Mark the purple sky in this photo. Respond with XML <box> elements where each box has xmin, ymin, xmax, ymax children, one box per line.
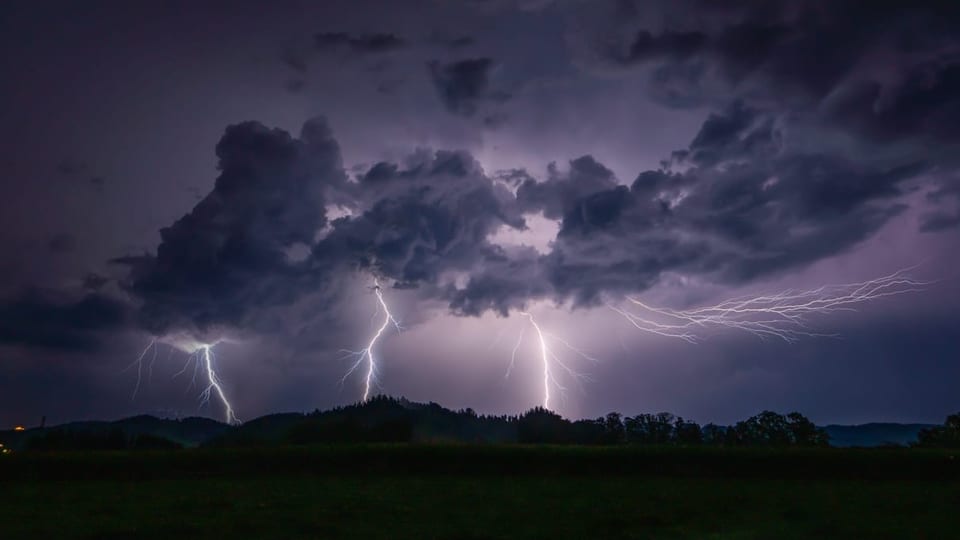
<box><xmin>1</xmin><ymin>0</ymin><xmax>959</xmax><ymax>427</ymax></box>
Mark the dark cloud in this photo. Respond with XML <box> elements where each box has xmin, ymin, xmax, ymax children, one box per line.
<box><xmin>920</xmin><ymin>177</ymin><xmax>960</xmax><ymax>232</ymax></box>
<box><xmin>446</xmin><ymin>245</ymin><xmax>547</xmax><ymax>316</ymax></box>
<box><xmin>284</xmin><ymin>79</ymin><xmax>307</xmax><ymax>93</ymax></box>
<box><xmin>0</xmin><ymin>289</ymin><xmax>128</xmax><ymax>352</ymax></box>
<box><xmin>110</xmin><ymin>117</ymin><xmax>530</xmax><ymax>335</ymax></box>
<box><xmin>114</xmin><ymin>117</ymin><xmax>347</xmax><ymax>337</ymax></box>
<box><xmin>505</xmin><ymin>102</ymin><xmax>928</xmax><ymax>306</ymax></box>
<box><xmin>102</xmin><ymin>99</ymin><xmax>923</xmax><ymax>322</ymax></box>
<box><xmin>375</xmin><ymin>78</ymin><xmax>405</xmax><ymax>95</ymax></box>
<box><xmin>82</xmin><ymin>273</ymin><xmax>109</xmax><ymax>292</ymax></box>
<box><xmin>516</xmin><ymin>155</ymin><xmax>618</xmax><ymax>220</ymax></box>
<box><xmin>312</xmin><ymin>148</ymin><xmax>525</xmax><ymax>292</ymax></box>
<box><xmin>47</xmin><ymin>233</ymin><xmax>77</xmax><ymax>254</ymax></box>
<box><xmin>428</xmin><ymin>58</ymin><xmax>509</xmax><ymax>116</ymax></box>
<box><xmin>823</xmin><ymin>58</ymin><xmax>960</xmax><ymax>144</ymax></box>
<box><xmin>280</xmin><ymin>46</ymin><xmax>309</xmax><ymax>73</ymax></box>
<box><xmin>588</xmin><ymin>1</ymin><xmax>960</xmax><ymax>146</ymax></box>
<box><xmin>493</xmin><ymin>168</ymin><xmax>536</xmax><ymax>187</ymax></box>
<box><xmin>314</xmin><ymin>32</ymin><xmax>406</xmax><ymax>54</ymax></box>
<box><xmin>56</xmin><ymin>159</ymin><xmax>87</xmax><ymax>176</ymax></box>
<box><xmin>571</xmin><ymin>0</ymin><xmax>960</xmax><ymax>236</ymax></box>
<box><xmin>431</xmin><ymin>35</ymin><xmax>476</xmax><ymax>50</ymax></box>
<box><xmin>921</xmin><ymin>212</ymin><xmax>960</xmax><ymax>232</ymax></box>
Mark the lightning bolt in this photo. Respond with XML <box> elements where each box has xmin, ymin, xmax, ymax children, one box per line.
<box><xmin>125</xmin><ymin>337</ymin><xmax>157</xmax><ymax>400</ymax></box>
<box><xmin>197</xmin><ymin>344</ymin><xmax>239</xmax><ymax>425</ymax></box>
<box><xmin>512</xmin><ymin>311</ymin><xmax>597</xmax><ymax>410</ymax></box>
<box><xmin>126</xmin><ymin>337</ymin><xmax>240</xmax><ymax>425</ymax></box>
<box><xmin>341</xmin><ymin>278</ymin><xmax>402</xmax><ymax>401</ymax></box>
<box><xmin>610</xmin><ymin>267</ymin><xmax>931</xmax><ymax>343</ymax></box>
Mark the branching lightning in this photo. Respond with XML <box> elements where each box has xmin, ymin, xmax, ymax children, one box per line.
<box><xmin>609</xmin><ymin>267</ymin><xmax>931</xmax><ymax>343</ymax></box>
<box><xmin>126</xmin><ymin>337</ymin><xmax>157</xmax><ymax>400</ymax></box>
<box><xmin>197</xmin><ymin>344</ymin><xmax>239</xmax><ymax>425</ymax></box>
<box><xmin>341</xmin><ymin>278</ymin><xmax>402</xmax><ymax>401</ymax></box>
<box><xmin>126</xmin><ymin>337</ymin><xmax>240</xmax><ymax>425</ymax></box>
<box><xmin>510</xmin><ymin>311</ymin><xmax>597</xmax><ymax>410</ymax></box>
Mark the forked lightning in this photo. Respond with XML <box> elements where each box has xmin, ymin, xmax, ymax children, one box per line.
<box><xmin>127</xmin><ymin>338</ymin><xmax>240</xmax><ymax>425</ymax></box>
<box><xmin>511</xmin><ymin>311</ymin><xmax>597</xmax><ymax>410</ymax></box>
<box><xmin>341</xmin><ymin>278</ymin><xmax>402</xmax><ymax>401</ymax></box>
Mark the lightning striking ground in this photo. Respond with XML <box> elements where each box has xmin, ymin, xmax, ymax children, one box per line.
<box><xmin>609</xmin><ymin>268</ymin><xmax>930</xmax><ymax>343</ymax></box>
<box><xmin>126</xmin><ymin>337</ymin><xmax>241</xmax><ymax>425</ymax></box>
<box><xmin>341</xmin><ymin>279</ymin><xmax>402</xmax><ymax>401</ymax></box>
<box><xmin>511</xmin><ymin>311</ymin><xmax>596</xmax><ymax>410</ymax></box>
<box><xmin>197</xmin><ymin>344</ymin><xmax>239</xmax><ymax>425</ymax></box>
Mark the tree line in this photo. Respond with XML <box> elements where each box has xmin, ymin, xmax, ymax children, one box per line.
<box><xmin>8</xmin><ymin>396</ymin><xmax>960</xmax><ymax>450</ymax></box>
<box><xmin>515</xmin><ymin>407</ymin><xmax>829</xmax><ymax>446</ymax></box>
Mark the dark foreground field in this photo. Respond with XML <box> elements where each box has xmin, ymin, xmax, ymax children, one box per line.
<box><xmin>2</xmin><ymin>446</ymin><xmax>958</xmax><ymax>539</ymax></box>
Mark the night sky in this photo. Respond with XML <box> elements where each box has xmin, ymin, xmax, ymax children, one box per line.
<box><xmin>2</xmin><ymin>0</ymin><xmax>959</xmax><ymax>427</ymax></box>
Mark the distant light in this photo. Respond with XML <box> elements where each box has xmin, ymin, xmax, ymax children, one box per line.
<box><xmin>13</xmin><ymin>426</ymin><xmax>25</xmax><ymax>431</ymax></box>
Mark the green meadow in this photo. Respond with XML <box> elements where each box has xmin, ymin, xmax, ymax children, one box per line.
<box><xmin>2</xmin><ymin>445</ymin><xmax>958</xmax><ymax>539</ymax></box>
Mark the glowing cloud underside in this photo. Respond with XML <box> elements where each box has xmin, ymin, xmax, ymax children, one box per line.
<box><xmin>341</xmin><ymin>279</ymin><xmax>402</xmax><ymax>401</ymax></box>
<box><xmin>609</xmin><ymin>268</ymin><xmax>930</xmax><ymax>343</ymax></box>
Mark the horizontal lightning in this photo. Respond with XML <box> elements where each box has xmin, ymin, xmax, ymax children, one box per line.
<box><xmin>610</xmin><ymin>267</ymin><xmax>931</xmax><ymax>343</ymax></box>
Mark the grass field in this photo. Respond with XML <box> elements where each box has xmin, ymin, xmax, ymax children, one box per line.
<box><xmin>2</xmin><ymin>446</ymin><xmax>958</xmax><ymax>539</ymax></box>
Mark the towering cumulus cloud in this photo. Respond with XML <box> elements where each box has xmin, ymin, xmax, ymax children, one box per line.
<box><xmin>106</xmin><ymin>98</ymin><xmax>935</xmax><ymax>336</ymax></box>
<box><xmin>115</xmin><ymin>118</ymin><xmax>347</xmax><ymax>337</ymax></box>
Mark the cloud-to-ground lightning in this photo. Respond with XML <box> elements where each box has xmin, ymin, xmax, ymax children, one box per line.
<box><xmin>609</xmin><ymin>268</ymin><xmax>930</xmax><ymax>343</ymax></box>
<box><xmin>126</xmin><ymin>336</ymin><xmax>241</xmax><ymax>425</ymax></box>
<box><xmin>510</xmin><ymin>311</ymin><xmax>597</xmax><ymax>410</ymax></box>
<box><xmin>197</xmin><ymin>344</ymin><xmax>239</xmax><ymax>425</ymax></box>
<box><xmin>341</xmin><ymin>278</ymin><xmax>402</xmax><ymax>401</ymax></box>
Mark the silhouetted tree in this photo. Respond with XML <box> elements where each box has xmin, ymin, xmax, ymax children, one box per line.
<box><xmin>625</xmin><ymin>413</ymin><xmax>677</xmax><ymax>444</ymax></box>
<box><xmin>786</xmin><ymin>412</ymin><xmax>829</xmax><ymax>447</ymax></box>
<box><xmin>916</xmin><ymin>413</ymin><xmax>960</xmax><ymax>448</ymax></box>
<box><xmin>673</xmin><ymin>417</ymin><xmax>703</xmax><ymax>445</ymax></box>
<box><xmin>603</xmin><ymin>412</ymin><xmax>626</xmax><ymax>444</ymax></box>
<box><xmin>701</xmin><ymin>423</ymin><xmax>727</xmax><ymax>445</ymax></box>
<box><xmin>727</xmin><ymin>411</ymin><xmax>827</xmax><ymax>447</ymax></box>
<box><xmin>517</xmin><ymin>407</ymin><xmax>571</xmax><ymax>443</ymax></box>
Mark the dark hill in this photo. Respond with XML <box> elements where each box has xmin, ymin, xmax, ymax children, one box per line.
<box><xmin>1</xmin><ymin>398</ymin><xmax>948</xmax><ymax>450</ymax></box>
<box><xmin>822</xmin><ymin>423</ymin><xmax>936</xmax><ymax>447</ymax></box>
<box><xmin>0</xmin><ymin>415</ymin><xmax>229</xmax><ymax>451</ymax></box>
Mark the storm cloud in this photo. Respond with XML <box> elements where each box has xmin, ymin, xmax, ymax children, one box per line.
<box><xmin>114</xmin><ymin>117</ymin><xmax>347</xmax><ymax>337</ymax></box>
<box><xmin>2</xmin><ymin>0</ymin><xmax>958</xmax><ymax>425</ymax></box>
<box><xmin>314</xmin><ymin>32</ymin><xmax>406</xmax><ymax>54</ymax></box>
<box><xmin>428</xmin><ymin>58</ymin><xmax>508</xmax><ymax>116</ymax></box>
<box><xmin>0</xmin><ymin>289</ymin><xmax>128</xmax><ymax>352</ymax></box>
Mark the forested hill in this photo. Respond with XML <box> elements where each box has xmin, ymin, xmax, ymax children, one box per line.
<box><xmin>0</xmin><ymin>396</ymin><xmax>950</xmax><ymax>451</ymax></box>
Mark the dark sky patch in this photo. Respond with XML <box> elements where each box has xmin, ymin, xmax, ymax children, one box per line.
<box><xmin>0</xmin><ymin>289</ymin><xmax>128</xmax><ymax>352</ymax></box>
<box><xmin>428</xmin><ymin>58</ymin><xmax>508</xmax><ymax>116</ymax></box>
<box><xmin>314</xmin><ymin>32</ymin><xmax>406</xmax><ymax>54</ymax></box>
<box><xmin>46</xmin><ymin>233</ymin><xmax>77</xmax><ymax>254</ymax></box>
